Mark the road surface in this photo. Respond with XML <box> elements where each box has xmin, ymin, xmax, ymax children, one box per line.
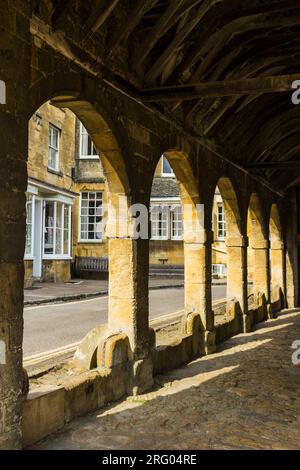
<box><xmin>24</xmin><ymin>285</ymin><xmax>226</xmax><ymax>357</ymax></box>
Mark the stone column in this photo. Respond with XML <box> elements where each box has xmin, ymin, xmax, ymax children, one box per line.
<box><xmin>184</xmin><ymin>229</ymin><xmax>215</xmax><ymax>353</ymax></box>
<box><xmin>251</xmin><ymin>239</ymin><xmax>270</xmax><ymax>303</ymax></box>
<box><xmin>0</xmin><ymin>124</ymin><xmax>27</xmax><ymax>450</ymax></box>
<box><xmin>284</xmin><ymin>190</ymin><xmax>298</xmax><ymax>308</ymax></box>
<box><xmin>0</xmin><ymin>2</ymin><xmax>30</xmax><ymax>449</ymax></box>
<box><xmin>226</xmin><ymin>235</ymin><xmax>249</xmax><ymax>331</ymax></box>
<box><xmin>106</xmin><ymin>199</ymin><xmax>153</xmax><ymax>394</ymax></box>
<box><xmin>108</xmin><ymin>237</ymin><xmax>150</xmax><ymax>357</ymax></box>
<box><xmin>270</xmin><ymin>240</ymin><xmax>285</xmax><ymax>303</ymax></box>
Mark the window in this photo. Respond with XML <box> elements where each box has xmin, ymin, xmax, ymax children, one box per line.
<box><xmin>48</xmin><ymin>125</ymin><xmax>60</xmax><ymax>171</ymax></box>
<box><xmin>150</xmin><ymin>204</ymin><xmax>183</xmax><ymax>240</ymax></box>
<box><xmin>150</xmin><ymin>206</ymin><xmax>169</xmax><ymax>240</ymax></box>
<box><xmin>212</xmin><ymin>264</ymin><xmax>227</xmax><ymax>277</ymax></box>
<box><xmin>44</xmin><ymin>201</ymin><xmax>71</xmax><ymax>257</ymax></box>
<box><xmin>79</xmin><ymin>192</ymin><xmax>103</xmax><ymax>241</ymax></box>
<box><xmin>171</xmin><ymin>205</ymin><xmax>183</xmax><ymax>240</ymax></box>
<box><xmin>25</xmin><ymin>195</ymin><xmax>34</xmax><ymax>257</ymax></box>
<box><xmin>79</xmin><ymin>123</ymin><xmax>98</xmax><ymax>158</ymax></box>
<box><xmin>217</xmin><ymin>203</ymin><xmax>226</xmax><ymax>240</ymax></box>
<box><xmin>162</xmin><ymin>156</ymin><xmax>175</xmax><ymax>176</ymax></box>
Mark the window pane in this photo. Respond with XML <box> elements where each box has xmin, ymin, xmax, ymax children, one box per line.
<box><xmin>217</xmin><ymin>204</ymin><xmax>226</xmax><ymax>239</ymax></box>
<box><xmin>63</xmin><ymin>206</ymin><xmax>70</xmax><ymax>256</ymax></box>
<box><xmin>162</xmin><ymin>156</ymin><xmax>173</xmax><ymax>175</ymax></box>
<box><xmin>55</xmin><ymin>203</ymin><xmax>63</xmax><ymax>254</ymax></box>
<box><xmin>48</xmin><ymin>125</ymin><xmax>59</xmax><ymax>170</ymax></box>
<box><xmin>80</xmin><ymin>192</ymin><xmax>103</xmax><ymax>240</ymax></box>
<box><xmin>44</xmin><ymin>201</ymin><xmax>55</xmax><ymax>254</ymax></box>
<box><xmin>171</xmin><ymin>205</ymin><xmax>183</xmax><ymax>239</ymax></box>
<box><xmin>25</xmin><ymin>196</ymin><xmax>33</xmax><ymax>255</ymax></box>
<box><xmin>80</xmin><ymin>123</ymin><xmax>98</xmax><ymax>158</ymax></box>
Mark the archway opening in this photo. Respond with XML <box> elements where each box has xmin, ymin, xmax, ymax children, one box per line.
<box><xmin>215</xmin><ymin>177</ymin><xmax>244</xmax><ymax>315</ymax></box>
<box><xmin>24</xmin><ymin>98</ymin><xmax>130</xmax><ymax>366</ymax></box>
<box><xmin>211</xmin><ymin>185</ymin><xmax>228</xmax><ymax>322</ymax></box>
<box><xmin>247</xmin><ymin>193</ymin><xmax>269</xmax><ymax>309</ymax></box>
<box><xmin>269</xmin><ymin>203</ymin><xmax>284</xmax><ymax>305</ymax></box>
<box><xmin>149</xmin><ymin>154</ymin><xmax>184</xmax><ymax>345</ymax></box>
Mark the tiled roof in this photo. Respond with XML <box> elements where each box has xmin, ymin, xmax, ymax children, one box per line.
<box><xmin>151</xmin><ymin>177</ymin><xmax>180</xmax><ymax>199</ymax></box>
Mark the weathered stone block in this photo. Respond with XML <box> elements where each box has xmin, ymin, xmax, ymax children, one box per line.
<box><xmin>22</xmin><ymin>385</ymin><xmax>65</xmax><ymax>448</ymax></box>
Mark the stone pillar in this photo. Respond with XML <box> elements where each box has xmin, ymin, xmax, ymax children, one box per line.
<box><xmin>106</xmin><ymin>200</ymin><xmax>153</xmax><ymax>394</ymax></box>
<box><xmin>184</xmin><ymin>229</ymin><xmax>215</xmax><ymax>353</ymax></box>
<box><xmin>226</xmin><ymin>235</ymin><xmax>249</xmax><ymax>331</ymax></box>
<box><xmin>270</xmin><ymin>241</ymin><xmax>285</xmax><ymax>303</ymax></box>
<box><xmin>0</xmin><ymin>2</ymin><xmax>30</xmax><ymax>449</ymax></box>
<box><xmin>285</xmin><ymin>190</ymin><xmax>299</xmax><ymax>308</ymax></box>
<box><xmin>108</xmin><ymin>237</ymin><xmax>150</xmax><ymax>357</ymax></box>
<box><xmin>251</xmin><ymin>239</ymin><xmax>270</xmax><ymax>303</ymax></box>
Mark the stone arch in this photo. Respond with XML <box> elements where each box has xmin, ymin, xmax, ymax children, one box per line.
<box><xmin>215</xmin><ymin>177</ymin><xmax>242</xmax><ymax>239</ymax></box>
<box><xmin>247</xmin><ymin>193</ymin><xmax>270</xmax><ymax>305</ymax></box>
<box><xmin>212</xmin><ymin>177</ymin><xmax>246</xmax><ymax>317</ymax></box>
<box><xmin>269</xmin><ymin>203</ymin><xmax>285</xmax><ymax>305</ymax></box>
<box><xmin>27</xmin><ymin>74</ymin><xmax>151</xmax><ymax>358</ymax></box>
<box><xmin>29</xmin><ymin>72</ymin><xmax>133</xmax><ymax>201</ymax></box>
<box><xmin>156</xmin><ymin>150</ymin><xmax>214</xmax><ymax>348</ymax></box>
<box><xmin>164</xmin><ymin>150</ymin><xmax>203</xmax><ymax>241</ymax></box>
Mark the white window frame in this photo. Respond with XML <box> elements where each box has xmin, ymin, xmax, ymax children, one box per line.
<box><xmin>161</xmin><ymin>156</ymin><xmax>175</xmax><ymax>177</ymax></box>
<box><xmin>48</xmin><ymin>124</ymin><xmax>60</xmax><ymax>171</ymax></box>
<box><xmin>212</xmin><ymin>264</ymin><xmax>227</xmax><ymax>277</ymax></box>
<box><xmin>43</xmin><ymin>199</ymin><xmax>72</xmax><ymax>259</ymax></box>
<box><xmin>24</xmin><ymin>194</ymin><xmax>35</xmax><ymax>260</ymax></box>
<box><xmin>78</xmin><ymin>191</ymin><xmax>103</xmax><ymax>243</ymax></box>
<box><xmin>79</xmin><ymin>122</ymin><xmax>98</xmax><ymax>159</ymax></box>
<box><xmin>217</xmin><ymin>203</ymin><xmax>226</xmax><ymax>240</ymax></box>
<box><xmin>150</xmin><ymin>205</ymin><xmax>169</xmax><ymax>240</ymax></box>
<box><xmin>150</xmin><ymin>203</ymin><xmax>183</xmax><ymax>241</ymax></box>
<box><xmin>170</xmin><ymin>205</ymin><xmax>183</xmax><ymax>240</ymax></box>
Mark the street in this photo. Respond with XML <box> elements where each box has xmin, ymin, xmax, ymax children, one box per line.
<box><xmin>24</xmin><ymin>285</ymin><xmax>226</xmax><ymax>357</ymax></box>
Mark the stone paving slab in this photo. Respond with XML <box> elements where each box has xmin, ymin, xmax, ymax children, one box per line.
<box><xmin>31</xmin><ymin>309</ymin><xmax>300</xmax><ymax>450</ymax></box>
<box><xmin>24</xmin><ymin>278</ymin><xmax>227</xmax><ymax>305</ymax></box>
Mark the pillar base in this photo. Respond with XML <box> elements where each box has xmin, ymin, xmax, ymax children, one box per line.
<box><xmin>127</xmin><ymin>355</ymin><xmax>154</xmax><ymax>396</ymax></box>
<box><xmin>203</xmin><ymin>330</ymin><xmax>216</xmax><ymax>355</ymax></box>
<box><xmin>242</xmin><ymin>314</ymin><xmax>252</xmax><ymax>333</ymax></box>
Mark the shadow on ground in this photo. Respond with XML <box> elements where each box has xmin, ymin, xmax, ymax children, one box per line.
<box><xmin>31</xmin><ymin>310</ymin><xmax>300</xmax><ymax>450</ymax></box>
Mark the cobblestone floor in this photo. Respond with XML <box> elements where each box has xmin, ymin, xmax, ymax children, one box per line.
<box><xmin>32</xmin><ymin>309</ymin><xmax>300</xmax><ymax>450</ymax></box>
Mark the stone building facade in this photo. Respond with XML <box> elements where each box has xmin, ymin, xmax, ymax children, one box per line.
<box><xmin>25</xmin><ymin>103</ymin><xmax>76</xmax><ymax>283</ymax></box>
<box><xmin>25</xmin><ymin>103</ymin><xmax>227</xmax><ymax>284</ymax></box>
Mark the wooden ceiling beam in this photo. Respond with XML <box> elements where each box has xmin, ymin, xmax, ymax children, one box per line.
<box><xmin>51</xmin><ymin>0</ymin><xmax>72</xmax><ymax>26</ymax></box>
<box><xmin>143</xmin><ymin>0</ymin><xmax>223</xmax><ymax>84</ymax></box>
<box><xmin>141</xmin><ymin>73</ymin><xmax>300</xmax><ymax>102</ymax></box>
<box><xmin>133</xmin><ymin>0</ymin><xmax>200</xmax><ymax>69</ymax></box>
<box><xmin>246</xmin><ymin>161</ymin><xmax>300</xmax><ymax>169</ymax></box>
<box><xmin>83</xmin><ymin>0</ymin><xmax>120</xmax><ymax>44</ymax></box>
<box><xmin>109</xmin><ymin>0</ymin><xmax>160</xmax><ymax>52</ymax></box>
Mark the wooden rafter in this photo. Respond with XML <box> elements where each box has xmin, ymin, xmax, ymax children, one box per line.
<box><xmin>143</xmin><ymin>0</ymin><xmax>223</xmax><ymax>84</ymax></box>
<box><xmin>141</xmin><ymin>74</ymin><xmax>300</xmax><ymax>102</ymax></box>
<box><xmin>132</xmin><ymin>0</ymin><xmax>200</xmax><ymax>69</ymax></box>
<box><xmin>109</xmin><ymin>0</ymin><xmax>160</xmax><ymax>52</ymax></box>
<box><xmin>83</xmin><ymin>0</ymin><xmax>120</xmax><ymax>44</ymax></box>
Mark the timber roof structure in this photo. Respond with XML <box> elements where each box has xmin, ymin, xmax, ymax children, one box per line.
<box><xmin>34</xmin><ymin>0</ymin><xmax>300</xmax><ymax>192</ymax></box>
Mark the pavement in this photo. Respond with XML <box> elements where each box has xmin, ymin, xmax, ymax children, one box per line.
<box><xmin>24</xmin><ymin>278</ymin><xmax>227</xmax><ymax>306</ymax></box>
<box><xmin>24</xmin><ymin>284</ymin><xmax>227</xmax><ymax>358</ymax></box>
<box><xmin>31</xmin><ymin>309</ymin><xmax>300</xmax><ymax>450</ymax></box>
